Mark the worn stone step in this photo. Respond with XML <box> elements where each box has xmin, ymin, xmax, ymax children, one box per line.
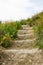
<box><xmin>3</xmin><ymin>48</ymin><xmax>38</xmax><ymax>54</ymax></box>
<box><xmin>22</xmin><ymin>25</ymin><xmax>33</xmax><ymax>30</ymax></box>
<box><xmin>2</xmin><ymin>48</ymin><xmax>38</xmax><ymax>61</ymax></box>
<box><xmin>22</xmin><ymin>25</ymin><xmax>29</xmax><ymax>27</ymax></box>
<box><xmin>22</xmin><ymin>27</ymin><xmax>33</xmax><ymax>30</ymax></box>
<box><xmin>1</xmin><ymin>48</ymin><xmax>42</xmax><ymax>65</ymax></box>
<box><xmin>17</xmin><ymin>33</ymin><xmax>35</xmax><ymax>40</ymax></box>
<box><xmin>18</xmin><ymin>29</ymin><xmax>34</xmax><ymax>34</ymax></box>
<box><xmin>15</xmin><ymin>39</ymin><xmax>35</xmax><ymax>44</ymax></box>
<box><xmin>10</xmin><ymin>39</ymin><xmax>36</xmax><ymax>49</ymax></box>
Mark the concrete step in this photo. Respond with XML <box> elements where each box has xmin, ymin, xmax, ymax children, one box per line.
<box><xmin>17</xmin><ymin>33</ymin><xmax>35</xmax><ymax>40</ymax></box>
<box><xmin>22</xmin><ymin>25</ymin><xmax>33</xmax><ymax>30</ymax></box>
<box><xmin>18</xmin><ymin>29</ymin><xmax>34</xmax><ymax>34</ymax></box>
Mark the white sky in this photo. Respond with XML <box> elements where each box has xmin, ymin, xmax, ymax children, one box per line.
<box><xmin>0</xmin><ymin>0</ymin><xmax>43</xmax><ymax>21</ymax></box>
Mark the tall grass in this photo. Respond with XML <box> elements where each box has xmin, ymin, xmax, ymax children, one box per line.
<box><xmin>33</xmin><ymin>12</ymin><xmax>43</xmax><ymax>48</ymax></box>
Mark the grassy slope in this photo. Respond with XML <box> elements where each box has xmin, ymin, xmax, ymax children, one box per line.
<box><xmin>31</xmin><ymin>12</ymin><xmax>43</xmax><ymax>48</ymax></box>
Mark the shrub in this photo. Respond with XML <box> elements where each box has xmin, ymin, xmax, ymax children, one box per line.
<box><xmin>11</xmin><ymin>29</ymin><xmax>18</xmax><ymax>39</ymax></box>
<box><xmin>0</xmin><ymin>31</ymin><xmax>3</xmax><ymax>42</ymax></box>
<box><xmin>0</xmin><ymin>21</ymin><xmax>1</xmax><ymax>24</ymax></box>
<box><xmin>16</xmin><ymin>22</ymin><xmax>22</xmax><ymax>29</ymax></box>
<box><xmin>3</xmin><ymin>22</ymin><xmax>17</xmax><ymax>35</ymax></box>
<box><xmin>28</xmin><ymin>18</ymin><xmax>34</xmax><ymax>26</ymax></box>
<box><xmin>1</xmin><ymin>40</ymin><xmax>11</xmax><ymax>48</ymax></box>
<box><xmin>20</xmin><ymin>20</ymin><xmax>27</xmax><ymax>25</ymax></box>
<box><xmin>1</xmin><ymin>34</ymin><xmax>11</xmax><ymax>48</ymax></box>
<box><xmin>0</xmin><ymin>21</ymin><xmax>22</xmax><ymax>43</ymax></box>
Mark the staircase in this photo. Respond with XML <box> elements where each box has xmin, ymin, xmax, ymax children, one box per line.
<box><xmin>0</xmin><ymin>25</ymin><xmax>41</xmax><ymax>65</ymax></box>
<box><xmin>11</xmin><ymin>25</ymin><xmax>36</xmax><ymax>49</ymax></box>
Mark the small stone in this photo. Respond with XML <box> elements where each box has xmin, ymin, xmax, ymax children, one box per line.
<box><xmin>9</xmin><ymin>58</ymin><xmax>11</xmax><ymax>60</ymax></box>
<box><xmin>2</xmin><ymin>63</ymin><xmax>5</xmax><ymax>65</ymax></box>
<box><xmin>11</xmin><ymin>55</ymin><xmax>14</xmax><ymax>58</ymax></box>
<box><xmin>0</xmin><ymin>55</ymin><xmax>1</xmax><ymax>59</ymax></box>
<box><xmin>29</xmin><ymin>59</ymin><xmax>32</xmax><ymax>63</ymax></box>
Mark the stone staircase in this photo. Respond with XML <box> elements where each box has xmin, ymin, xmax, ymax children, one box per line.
<box><xmin>1</xmin><ymin>25</ymin><xmax>42</xmax><ymax>65</ymax></box>
<box><xmin>11</xmin><ymin>25</ymin><xmax>36</xmax><ymax>49</ymax></box>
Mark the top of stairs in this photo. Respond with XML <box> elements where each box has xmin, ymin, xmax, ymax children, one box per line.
<box><xmin>21</xmin><ymin>25</ymin><xmax>33</xmax><ymax>30</ymax></box>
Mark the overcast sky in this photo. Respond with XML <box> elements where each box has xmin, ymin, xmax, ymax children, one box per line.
<box><xmin>0</xmin><ymin>0</ymin><xmax>43</xmax><ymax>21</ymax></box>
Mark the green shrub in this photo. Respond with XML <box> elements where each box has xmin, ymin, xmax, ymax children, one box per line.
<box><xmin>1</xmin><ymin>33</ymin><xmax>11</xmax><ymax>48</ymax></box>
<box><xmin>28</xmin><ymin>18</ymin><xmax>34</xmax><ymax>26</ymax></box>
<box><xmin>0</xmin><ymin>30</ymin><xmax>3</xmax><ymax>42</ymax></box>
<box><xmin>20</xmin><ymin>20</ymin><xmax>27</xmax><ymax>25</ymax></box>
<box><xmin>0</xmin><ymin>21</ymin><xmax>1</xmax><ymax>24</ymax></box>
<box><xmin>1</xmin><ymin>40</ymin><xmax>11</xmax><ymax>48</ymax></box>
<box><xmin>16</xmin><ymin>22</ymin><xmax>22</xmax><ymax>29</ymax></box>
<box><xmin>11</xmin><ymin>29</ymin><xmax>18</xmax><ymax>39</ymax></box>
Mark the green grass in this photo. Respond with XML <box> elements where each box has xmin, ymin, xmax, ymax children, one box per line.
<box><xmin>33</xmin><ymin>12</ymin><xmax>43</xmax><ymax>49</ymax></box>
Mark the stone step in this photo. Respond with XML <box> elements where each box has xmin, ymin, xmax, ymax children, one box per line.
<box><xmin>17</xmin><ymin>33</ymin><xmax>35</xmax><ymax>40</ymax></box>
<box><xmin>22</xmin><ymin>25</ymin><xmax>29</xmax><ymax>27</ymax></box>
<box><xmin>22</xmin><ymin>25</ymin><xmax>33</xmax><ymax>30</ymax></box>
<box><xmin>10</xmin><ymin>39</ymin><xmax>36</xmax><ymax>49</ymax></box>
<box><xmin>18</xmin><ymin>29</ymin><xmax>34</xmax><ymax>34</ymax></box>
<box><xmin>3</xmin><ymin>48</ymin><xmax>38</xmax><ymax>54</ymax></box>
<box><xmin>15</xmin><ymin>39</ymin><xmax>35</xmax><ymax>44</ymax></box>
<box><xmin>22</xmin><ymin>27</ymin><xmax>33</xmax><ymax>30</ymax></box>
<box><xmin>1</xmin><ymin>48</ymin><xmax>39</xmax><ymax>65</ymax></box>
<box><xmin>2</xmin><ymin>48</ymin><xmax>38</xmax><ymax>61</ymax></box>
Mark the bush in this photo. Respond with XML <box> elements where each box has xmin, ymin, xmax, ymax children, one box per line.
<box><xmin>16</xmin><ymin>22</ymin><xmax>22</xmax><ymax>29</ymax></box>
<box><xmin>0</xmin><ymin>21</ymin><xmax>1</xmax><ymax>24</ymax></box>
<box><xmin>28</xmin><ymin>18</ymin><xmax>34</xmax><ymax>26</ymax></box>
<box><xmin>1</xmin><ymin>40</ymin><xmax>11</xmax><ymax>48</ymax></box>
<box><xmin>11</xmin><ymin>29</ymin><xmax>18</xmax><ymax>39</ymax></box>
<box><xmin>20</xmin><ymin>20</ymin><xmax>27</xmax><ymax>25</ymax></box>
<box><xmin>0</xmin><ymin>22</ymin><xmax>19</xmax><ymax>41</ymax></box>
<box><xmin>0</xmin><ymin>31</ymin><xmax>3</xmax><ymax>42</ymax></box>
<box><xmin>1</xmin><ymin>34</ymin><xmax>11</xmax><ymax>48</ymax></box>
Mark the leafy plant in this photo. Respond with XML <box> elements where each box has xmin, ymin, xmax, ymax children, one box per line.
<box><xmin>20</xmin><ymin>20</ymin><xmax>27</xmax><ymax>25</ymax></box>
<box><xmin>1</xmin><ymin>33</ymin><xmax>11</xmax><ymax>48</ymax></box>
<box><xmin>16</xmin><ymin>22</ymin><xmax>22</xmax><ymax>29</ymax></box>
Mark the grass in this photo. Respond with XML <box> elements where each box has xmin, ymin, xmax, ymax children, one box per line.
<box><xmin>33</xmin><ymin>12</ymin><xmax>43</xmax><ymax>49</ymax></box>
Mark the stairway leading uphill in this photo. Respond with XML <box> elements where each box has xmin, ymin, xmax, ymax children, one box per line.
<box><xmin>11</xmin><ymin>25</ymin><xmax>36</xmax><ymax>49</ymax></box>
<box><xmin>0</xmin><ymin>25</ymin><xmax>39</xmax><ymax>65</ymax></box>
